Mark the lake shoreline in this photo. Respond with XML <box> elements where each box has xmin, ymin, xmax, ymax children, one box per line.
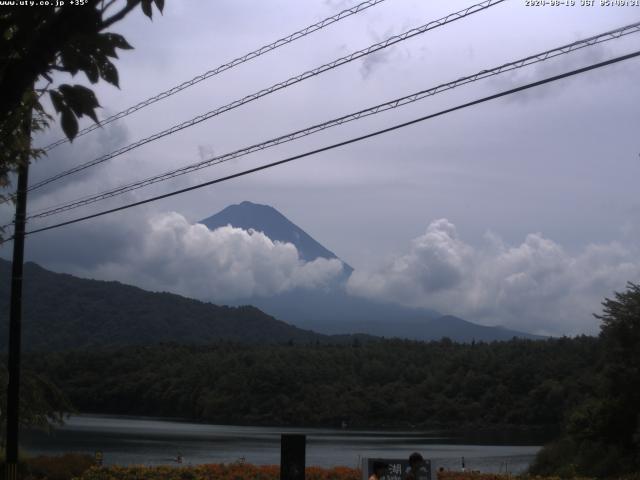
<box><xmin>65</xmin><ymin>412</ymin><xmax>557</xmax><ymax>443</ymax></box>
<box><xmin>23</xmin><ymin>414</ymin><xmax>542</xmax><ymax>473</ymax></box>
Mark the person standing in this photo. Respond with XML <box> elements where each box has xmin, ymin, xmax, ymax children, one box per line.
<box><xmin>370</xmin><ymin>461</ymin><xmax>389</xmax><ymax>480</ymax></box>
<box><xmin>403</xmin><ymin>453</ymin><xmax>430</xmax><ymax>480</ymax></box>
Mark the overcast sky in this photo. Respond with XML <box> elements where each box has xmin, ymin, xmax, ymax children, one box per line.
<box><xmin>2</xmin><ymin>0</ymin><xmax>639</xmax><ymax>336</ymax></box>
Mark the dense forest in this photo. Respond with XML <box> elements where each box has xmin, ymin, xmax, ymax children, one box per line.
<box><xmin>24</xmin><ymin>337</ymin><xmax>599</xmax><ymax>429</ymax></box>
<box><xmin>530</xmin><ymin>283</ymin><xmax>640</xmax><ymax>477</ymax></box>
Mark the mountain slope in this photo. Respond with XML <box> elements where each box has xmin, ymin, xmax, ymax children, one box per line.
<box><xmin>245</xmin><ymin>287</ymin><xmax>440</xmax><ymax>335</ymax></box>
<box><xmin>422</xmin><ymin>315</ymin><xmax>543</xmax><ymax>342</ymax></box>
<box><xmin>248</xmin><ymin>291</ymin><xmax>543</xmax><ymax>341</ymax></box>
<box><xmin>199</xmin><ymin>201</ymin><xmax>353</xmax><ymax>273</ymax></box>
<box><xmin>200</xmin><ymin>202</ymin><xmax>543</xmax><ymax>342</ymax></box>
<box><xmin>0</xmin><ymin>259</ymin><xmax>339</xmax><ymax>351</ymax></box>
<box><xmin>0</xmin><ymin>258</ymin><xmax>541</xmax><ymax>349</ymax></box>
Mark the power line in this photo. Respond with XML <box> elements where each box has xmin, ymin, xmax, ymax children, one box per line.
<box><xmin>41</xmin><ymin>0</ymin><xmax>390</xmax><ymax>152</ymax></box>
<box><xmin>27</xmin><ymin>0</ymin><xmax>505</xmax><ymax>193</ymax></box>
<box><xmin>23</xmin><ymin>20</ymin><xmax>640</xmax><ymax>222</ymax></box>
<box><xmin>12</xmin><ymin>49</ymin><xmax>639</xmax><ymax>241</ymax></box>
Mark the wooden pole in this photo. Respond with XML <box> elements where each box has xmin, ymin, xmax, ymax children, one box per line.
<box><xmin>5</xmin><ymin>111</ymin><xmax>31</xmax><ymax>480</ymax></box>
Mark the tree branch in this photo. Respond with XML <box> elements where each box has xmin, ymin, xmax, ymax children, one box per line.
<box><xmin>100</xmin><ymin>0</ymin><xmax>119</xmax><ymax>14</ymax></box>
<box><xmin>101</xmin><ymin>1</ymin><xmax>140</xmax><ymax>29</ymax></box>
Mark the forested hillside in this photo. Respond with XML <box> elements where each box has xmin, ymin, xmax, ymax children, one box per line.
<box><xmin>25</xmin><ymin>336</ymin><xmax>599</xmax><ymax>429</ymax></box>
<box><xmin>0</xmin><ymin>259</ymin><xmax>539</xmax><ymax>348</ymax></box>
<box><xmin>0</xmin><ymin>260</ymin><xmax>336</xmax><ymax>350</ymax></box>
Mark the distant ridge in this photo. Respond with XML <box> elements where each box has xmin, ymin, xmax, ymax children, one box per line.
<box><xmin>0</xmin><ymin>203</ymin><xmax>543</xmax><ymax>347</ymax></box>
<box><xmin>248</xmin><ymin>290</ymin><xmax>545</xmax><ymax>341</ymax></box>
<box><xmin>421</xmin><ymin>315</ymin><xmax>545</xmax><ymax>342</ymax></box>
<box><xmin>0</xmin><ymin>256</ymin><xmax>542</xmax><ymax>348</ymax></box>
<box><xmin>0</xmin><ymin>259</ymin><xmax>374</xmax><ymax>352</ymax></box>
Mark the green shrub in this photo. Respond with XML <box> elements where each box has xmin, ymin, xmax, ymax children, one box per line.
<box><xmin>529</xmin><ymin>437</ymin><xmax>579</xmax><ymax>477</ymax></box>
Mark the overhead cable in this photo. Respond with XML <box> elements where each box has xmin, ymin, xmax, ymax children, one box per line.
<box><xmin>42</xmin><ymin>0</ymin><xmax>391</xmax><ymax>152</ymax></box>
<box><xmin>24</xmin><ymin>20</ymin><xmax>640</xmax><ymax>221</ymax></box>
<box><xmin>11</xmin><ymin>49</ymin><xmax>639</xmax><ymax>240</ymax></box>
<box><xmin>28</xmin><ymin>0</ymin><xmax>505</xmax><ymax>193</ymax></box>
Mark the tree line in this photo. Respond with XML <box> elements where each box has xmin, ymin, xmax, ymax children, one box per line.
<box><xmin>24</xmin><ymin>336</ymin><xmax>599</xmax><ymax>429</ymax></box>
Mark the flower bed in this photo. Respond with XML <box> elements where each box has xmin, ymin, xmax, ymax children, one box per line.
<box><xmin>77</xmin><ymin>463</ymin><xmax>361</xmax><ymax>480</ymax></box>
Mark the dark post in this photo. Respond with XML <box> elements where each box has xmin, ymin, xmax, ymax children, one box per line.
<box><xmin>281</xmin><ymin>434</ymin><xmax>305</xmax><ymax>480</ymax></box>
<box><xmin>4</xmin><ymin>117</ymin><xmax>30</xmax><ymax>480</ymax></box>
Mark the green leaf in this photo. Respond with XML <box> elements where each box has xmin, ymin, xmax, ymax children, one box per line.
<box><xmin>59</xmin><ymin>46</ymin><xmax>80</xmax><ymax>76</ymax></box>
<box><xmin>58</xmin><ymin>84</ymin><xmax>100</xmax><ymax>123</ymax></box>
<box><xmin>84</xmin><ymin>58</ymin><xmax>100</xmax><ymax>83</ymax></box>
<box><xmin>141</xmin><ymin>0</ymin><xmax>153</xmax><ymax>19</ymax></box>
<box><xmin>98</xmin><ymin>40</ymin><xmax>118</xmax><ymax>59</ymax></box>
<box><xmin>49</xmin><ymin>90</ymin><xmax>65</xmax><ymax>113</ymax></box>
<box><xmin>153</xmin><ymin>0</ymin><xmax>164</xmax><ymax>13</ymax></box>
<box><xmin>72</xmin><ymin>51</ymin><xmax>99</xmax><ymax>83</ymax></box>
<box><xmin>99</xmin><ymin>59</ymin><xmax>119</xmax><ymax>88</ymax></box>
<box><xmin>60</xmin><ymin>108</ymin><xmax>78</xmax><ymax>140</ymax></box>
<box><xmin>58</xmin><ymin>84</ymin><xmax>99</xmax><ymax>110</ymax></box>
<box><xmin>103</xmin><ymin>32</ymin><xmax>133</xmax><ymax>51</ymax></box>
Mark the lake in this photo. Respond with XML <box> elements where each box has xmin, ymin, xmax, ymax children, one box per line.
<box><xmin>23</xmin><ymin>415</ymin><xmax>542</xmax><ymax>474</ymax></box>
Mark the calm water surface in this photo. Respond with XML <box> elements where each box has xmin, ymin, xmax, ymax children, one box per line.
<box><xmin>23</xmin><ymin>415</ymin><xmax>541</xmax><ymax>473</ymax></box>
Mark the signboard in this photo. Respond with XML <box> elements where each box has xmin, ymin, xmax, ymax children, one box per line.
<box><xmin>281</xmin><ymin>434</ymin><xmax>305</xmax><ymax>480</ymax></box>
<box><xmin>362</xmin><ymin>458</ymin><xmax>432</xmax><ymax>480</ymax></box>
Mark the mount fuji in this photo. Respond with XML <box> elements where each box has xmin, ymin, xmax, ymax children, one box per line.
<box><xmin>199</xmin><ymin>201</ymin><xmax>543</xmax><ymax>342</ymax></box>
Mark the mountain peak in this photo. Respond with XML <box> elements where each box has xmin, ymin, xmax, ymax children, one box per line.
<box><xmin>199</xmin><ymin>202</ymin><xmax>353</xmax><ymax>273</ymax></box>
<box><xmin>236</xmin><ymin>200</ymin><xmax>277</xmax><ymax>212</ymax></box>
<box><xmin>238</xmin><ymin>200</ymin><xmax>268</xmax><ymax>207</ymax></box>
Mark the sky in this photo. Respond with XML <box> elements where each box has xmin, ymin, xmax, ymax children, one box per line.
<box><xmin>1</xmin><ymin>0</ymin><xmax>640</xmax><ymax>336</ymax></box>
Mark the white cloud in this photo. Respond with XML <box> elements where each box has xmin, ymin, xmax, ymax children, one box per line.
<box><xmin>346</xmin><ymin>219</ymin><xmax>472</xmax><ymax>304</ymax></box>
<box><xmin>347</xmin><ymin>219</ymin><xmax>640</xmax><ymax>336</ymax></box>
<box><xmin>87</xmin><ymin>212</ymin><xmax>344</xmax><ymax>302</ymax></box>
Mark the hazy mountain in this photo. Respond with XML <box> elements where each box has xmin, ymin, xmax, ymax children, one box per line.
<box><xmin>248</xmin><ymin>291</ymin><xmax>543</xmax><ymax>341</ymax></box>
<box><xmin>200</xmin><ymin>201</ymin><xmax>544</xmax><ymax>341</ymax></box>
<box><xmin>0</xmin><ymin>259</ymin><xmax>373</xmax><ymax>351</ymax></box>
<box><xmin>200</xmin><ymin>200</ymin><xmax>353</xmax><ymax>274</ymax></box>
<box><xmin>246</xmin><ymin>288</ymin><xmax>439</xmax><ymax>335</ymax></box>
<box><xmin>0</xmin><ymin>257</ymin><xmax>541</xmax><ymax>349</ymax></box>
<box><xmin>420</xmin><ymin>315</ymin><xmax>546</xmax><ymax>342</ymax></box>
<box><xmin>0</xmin><ymin>202</ymin><xmax>543</xmax><ymax>349</ymax></box>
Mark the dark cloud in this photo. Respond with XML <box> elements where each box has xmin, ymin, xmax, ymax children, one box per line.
<box><xmin>488</xmin><ymin>37</ymin><xmax>635</xmax><ymax>104</ymax></box>
<box><xmin>1</xmin><ymin>1</ymin><xmax>636</xmax><ymax>337</ymax></box>
<box><xmin>197</xmin><ymin>145</ymin><xmax>215</xmax><ymax>162</ymax></box>
<box><xmin>22</xmin><ymin>212</ymin><xmax>139</xmax><ymax>273</ymax></box>
<box><xmin>359</xmin><ymin>49</ymin><xmax>394</xmax><ymax>80</ymax></box>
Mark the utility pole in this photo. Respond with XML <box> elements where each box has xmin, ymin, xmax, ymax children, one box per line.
<box><xmin>5</xmin><ymin>112</ymin><xmax>31</xmax><ymax>480</ymax></box>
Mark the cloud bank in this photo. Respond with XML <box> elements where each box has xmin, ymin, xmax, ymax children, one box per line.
<box><xmin>347</xmin><ymin>219</ymin><xmax>640</xmax><ymax>336</ymax></box>
<box><xmin>87</xmin><ymin>212</ymin><xmax>344</xmax><ymax>302</ymax></box>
